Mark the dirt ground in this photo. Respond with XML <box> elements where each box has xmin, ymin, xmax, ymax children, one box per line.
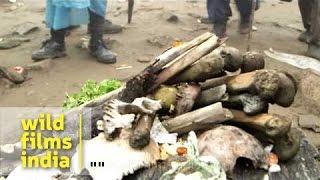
<box><xmin>0</xmin><ymin>0</ymin><xmax>319</xmax><ymax>148</ymax></box>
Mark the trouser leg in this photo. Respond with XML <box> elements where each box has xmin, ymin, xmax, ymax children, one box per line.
<box><xmin>88</xmin><ymin>10</ymin><xmax>105</xmax><ymax>50</ymax></box>
<box><xmin>310</xmin><ymin>0</ymin><xmax>320</xmax><ymax>44</ymax></box>
<box><xmin>31</xmin><ymin>28</ymin><xmax>67</xmax><ymax>61</ymax></box>
<box><xmin>207</xmin><ymin>0</ymin><xmax>231</xmax><ymax>24</ymax></box>
<box><xmin>235</xmin><ymin>0</ymin><xmax>252</xmax><ymax>24</ymax></box>
<box><xmin>298</xmin><ymin>0</ymin><xmax>313</xmax><ymax>31</ymax></box>
<box><xmin>307</xmin><ymin>0</ymin><xmax>320</xmax><ymax>60</ymax></box>
<box><xmin>88</xmin><ymin>10</ymin><xmax>117</xmax><ymax>64</ymax></box>
<box><xmin>50</xmin><ymin>28</ymin><xmax>67</xmax><ymax>44</ymax></box>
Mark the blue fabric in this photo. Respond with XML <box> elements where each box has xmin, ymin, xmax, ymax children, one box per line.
<box><xmin>46</xmin><ymin>0</ymin><xmax>106</xmax><ymax>30</ymax></box>
<box><xmin>207</xmin><ymin>0</ymin><xmax>259</xmax><ymax>23</ymax></box>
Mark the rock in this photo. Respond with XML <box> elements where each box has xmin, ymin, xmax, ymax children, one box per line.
<box><xmin>0</xmin><ymin>66</ymin><xmax>27</xmax><ymax>84</ymax></box>
<box><xmin>299</xmin><ymin>70</ymin><xmax>320</xmax><ymax>116</ymax></box>
<box><xmin>299</xmin><ymin>115</ymin><xmax>320</xmax><ymax>133</ymax></box>
<box><xmin>12</xmin><ymin>22</ymin><xmax>39</xmax><ymax>35</ymax></box>
<box><xmin>137</xmin><ymin>56</ymin><xmax>152</xmax><ymax>63</ymax></box>
<box><xmin>0</xmin><ymin>35</ymin><xmax>30</xmax><ymax>49</ymax></box>
<box><xmin>25</xmin><ymin>59</ymin><xmax>52</xmax><ymax>71</ymax></box>
<box><xmin>146</xmin><ymin>35</ymin><xmax>173</xmax><ymax>48</ymax></box>
<box><xmin>163</xmin><ymin>12</ymin><xmax>179</xmax><ymax>23</ymax></box>
<box><xmin>187</xmin><ymin>12</ymin><xmax>202</xmax><ymax>19</ymax></box>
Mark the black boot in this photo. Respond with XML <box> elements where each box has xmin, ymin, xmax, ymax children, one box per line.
<box><xmin>213</xmin><ymin>22</ymin><xmax>227</xmax><ymax>39</ymax></box>
<box><xmin>32</xmin><ymin>29</ymin><xmax>67</xmax><ymax>61</ymax></box>
<box><xmin>88</xmin><ymin>11</ymin><xmax>117</xmax><ymax>64</ymax></box>
<box><xmin>307</xmin><ymin>43</ymin><xmax>320</xmax><ymax>60</ymax></box>
<box><xmin>104</xmin><ymin>19</ymin><xmax>123</xmax><ymax>34</ymax></box>
<box><xmin>298</xmin><ymin>30</ymin><xmax>312</xmax><ymax>44</ymax></box>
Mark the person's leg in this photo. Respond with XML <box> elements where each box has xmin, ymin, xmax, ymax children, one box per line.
<box><xmin>32</xmin><ymin>1</ymin><xmax>68</xmax><ymax>61</ymax></box>
<box><xmin>234</xmin><ymin>0</ymin><xmax>258</xmax><ymax>34</ymax></box>
<box><xmin>88</xmin><ymin>2</ymin><xmax>117</xmax><ymax>64</ymax></box>
<box><xmin>307</xmin><ymin>0</ymin><xmax>320</xmax><ymax>60</ymax></box>
<box><xmin>298</xmin><ymin>0</ymin><xmax>314</xmax><ymax>43</ymax></box>
<box><xmin>209</xmin><ymin>0</ymin><xmax>231</xmax><ymax>38</ymax></box>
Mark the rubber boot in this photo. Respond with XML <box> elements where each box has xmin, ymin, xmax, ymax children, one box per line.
<box><xmin>298</xmin><ymin>30</ymin><xmax>312</xmax><ymax>44</ymax></box>
<box><xmin>88</xmin><ymin>11</ymin><xmax>117</xmax><ymax>64</ymax></box>
<box><xmin>213</xmin><ymin>22</ymin><xmax>227</xmax><ymax>39</ymax></box>
<box><xmin>31</xmin><ymin>29</ymin><xmax>67</xmax><ymax>61</ymax></box>
<box><xmin>307</xmin><ymin>43</ymin><xmax>320</xmax><ymax>60</ymax></box>
<box><xmin>104</xmin><ymin>19</ymin><xmax>123</xmax><ymax>34</ymax></box>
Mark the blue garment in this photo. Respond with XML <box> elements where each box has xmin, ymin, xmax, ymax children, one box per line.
<box><xmin>207</xmin><ymin>0</ymin><xmax>260</xmax><ymax>23</ymax></box>
<box><xmin>46</xmin><ymin>0</ymin><xmax>106</xmax><ymax>30</ymax></box>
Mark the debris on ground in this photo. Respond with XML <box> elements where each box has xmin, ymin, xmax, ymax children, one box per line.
<box><xmin>24</xmin><ymin>59</ymin><xmax>53</xmax><ymax>71</ymax></box>
<box><xmin>137</xmin><ymin>55</ymin><xmax>152</xmax><ymax>63</ymax></box>
<box><xmin>161</xmin><ymin>12</ymin><xmax>179</xmax><ymax>23</ymax></box>
<box><xmin>0</xmin><ymin>66</ymin><xmax>27</xmax><ymax>84</ymax></box>
<box><xmin>0</xmin><ymin>35</ymin><xmax>30</xmax><ymax>49</ymax></box>
<box><xmin>264</xmin><ymin>48</ymin><xmax>320</xmax><ymax>72</ymax></box>
<box><xmin>11</xmin><ymin>22</ymin><xmax>39</xmax><ymax>35</ymax></box>
<box><xmin>198</xmin><ymin>126</ymin><xmax>268</xmax><ymax>174</ymax></box>
<box><xmin>71</xmin><ymin>132</ymin><xmax>160</xmax><ymax>180</ymax></box>
<box><xmin>1</xmin><ymin>32</ymin><xmax>320</xmax><ymax>180</ymax></box>
<box><xmin>146</xmin><ymin>35</ymin><xmax>174</xmax><ymax>48</ymax></box>
<box><xmin>299</xmin><ymin>115</ymin><xmax>320</xmax><ymax>133</ymax></box>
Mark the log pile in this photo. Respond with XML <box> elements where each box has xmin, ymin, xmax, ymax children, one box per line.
<box><xmin>99</xmin><ymin>32</ymin><xmax>302</xmax><ymax>177</ymax></box>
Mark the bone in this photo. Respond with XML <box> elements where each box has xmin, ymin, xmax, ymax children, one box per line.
<box><xmin>130</xmin><ymin>114</ymin><xmax>155</xmax><ymax>149</ymax></box>
<box><xmin>222</xmin><ymin>93</ymin><xmax>269</xmax><ymax>115</ymax></box>
<box><xmin>162</xmin><ymin>102</ymin><xmax>233</xmax><ymax>134</ymax></box>
<box><xmin>230</xmin><ymin>110</ymin><xmax>292</xmax><ymax>138</ymax></box>
<box><xmin>174</xmin><ymin>84</ymin><xmax>201</xmax><ymax>116</ymax></box>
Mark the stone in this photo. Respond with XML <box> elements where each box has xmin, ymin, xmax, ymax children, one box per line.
<box><xmin>0</xmin><ymin>35</ymin><xmax>30</xmax><ymax>49</ymax></box>
<box><xmin>299</xmin><ymin>115</ymin><xmax>320</xmax><ymax>133</ymax></box>
<box><xmin>137</xmin><ymin>56</ymin><xmax>152</xmax><ymax>63</ymax></box>
<box><xmin>25</xmin><ymin>60</ymin><xmax>52</xmax><ymax>71</ymax></box>
<box><xmin>146</xmin><ymin>35</ymin><xmax>173</xmax><ymax>48</ymax></box>
<box><xmin>299</xmin><ymin>70</ymin><xmax>320</xmax><ymax>116</ymax></box>
<box><xmin>163</xmin><ymin>12</ymin><xmax>179</xmax><ymax>23</ymax></box>
<box><xmin>12</xmin><ymin>22</ymin><xmax>39</xmax><ymax>35</ymax></box>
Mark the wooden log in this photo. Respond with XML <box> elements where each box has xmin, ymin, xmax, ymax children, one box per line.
<box><xmin>174</xmin><ymin>84</ymin><xmax>201</xmax><ymax>116</ymax></box>
<box><xmin>162</xmin><ymin>102</ymin><xmax>233</xmax><ymax>134</ymax></box>
<box><xmin>150</xmin><ymin>35</ymin><xmax>220</xmax><ymax>91</ymax></box>
<box><xmin>129</xmin><ymin>114</ymin><xmax>155</xmax><ymax>149</ymax></box>
<box><xmin>154</xmin><ymin>32</ymin><xmax>213</xmax><ymax>71</ymax></box>
<box><xmin>230</xmin><ymin>110</ymin><xmax>291</xmax><ymax>138</ymax></box>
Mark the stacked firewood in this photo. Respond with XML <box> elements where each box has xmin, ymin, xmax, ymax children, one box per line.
<box><xmin>101</xmin><ymin>32</ymin><xmax>300</xmax><ymax>175</ymax></box>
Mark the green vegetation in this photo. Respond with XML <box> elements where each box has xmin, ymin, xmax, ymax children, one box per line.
<box><xmin>63</xmin><ymin>79</ymin><xmax>122</xmax><ymax>109</ymax></box>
